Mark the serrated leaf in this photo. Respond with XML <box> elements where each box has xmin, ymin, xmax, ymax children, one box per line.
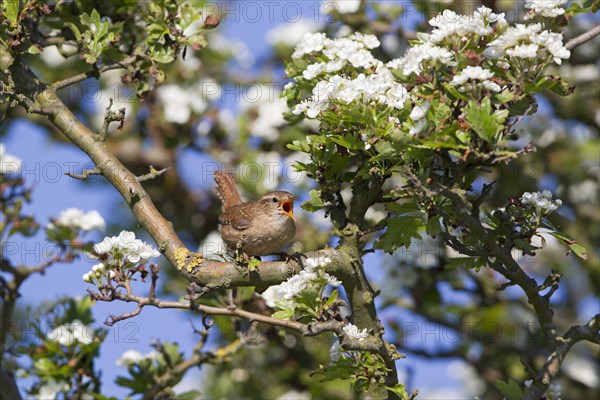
<box><xmin>495</xmin><ymin>378</ymin><xmax>523</xmax><ymax>400</ymax></box>
<box><xmin>302</xmin><ymin>189</ymin><xmax>324</xmax><ymax>212</ymax></box>
<box><xmin>465</xmin><ymin>98</ymin><xmax>505</xmax><ymax>143</ymax></box>
<box><xmin>547</xmin><ymin>231</ymin><xmax>588</xmax><ymax>260</ymax></box>
<box><xmin>375</xmin><ymin>216</ymin><xmax>424</xmax><ymax>253</ymax></box>
<box><xmin>330</xmin><ymin>135</ymin><xmax>364</xmax><ymax>150</ymax></box>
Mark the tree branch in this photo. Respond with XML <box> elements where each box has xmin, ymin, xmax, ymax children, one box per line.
<box><xmin>51</xmin><ymin>55</ymin><xmax>138</xmax><ymax>90</ymax></box>
<box><xmin>565</xmin><ymin>24</ymin><xmax>600</xmax><ymax>50</ymax></box>
<box><xmin>524</xmin><ymin>314</ymin><xmax>600</xmax><ymax>400</ymax></box>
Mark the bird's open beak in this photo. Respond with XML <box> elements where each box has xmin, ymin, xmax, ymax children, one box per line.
<box><xmin>281</xmin><ymin>200</ymin><xmax>296</xmax><ymax>221</ymax></box>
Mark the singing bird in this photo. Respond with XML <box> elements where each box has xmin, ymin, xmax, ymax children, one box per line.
<box><xmin>214</xmin><ymin>171</ymin><xmax>296</xmax><ymax>257</ymax></box>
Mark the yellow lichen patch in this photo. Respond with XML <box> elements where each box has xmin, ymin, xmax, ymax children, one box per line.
<box><xmin>174</xmin><ymin>247</ymin><xmax>204</xmax><ymax>272</ymax></box>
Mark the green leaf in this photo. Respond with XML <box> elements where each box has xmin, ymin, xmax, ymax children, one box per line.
<box><xmin>272</xmin><ymin>309</ymin><xmax>294</xmax><ymax>320</ymax></box>
<box><xmin>465</xmin><ymin>98</ymin><xmax>506</xmax><ymax>143</ymax></box>
<box><xmin>523</xmin><ymin>76</ymin><xmax>560</xmax><ymax>95</ymax></box>
<box><xmin>495</xmin><ymin>378</ymin><xmax>523</xmax><ymax>400</ymax></box>
<box><xmin>330</xmin><ymin>134</ymin><xmax>364</xmax><ymax>150</ymax></box>
<box><xmin>176</xmin><ymin>391</ymin><xmax>203</xmax><ymax>400</ymax></box>
<box><xmin>387</xmin><ymin>384</ymin><xmax>408</xmax><ymax>399</ymax></box>
<box><xmin>547</xmin><ymin>231</ymin><xmax>588</xmax><ymax>260</ymax></box>
<box><xmin>246</xmin><ymin>258</ymin><xmax>261</xmax><ymax>272</ymax></box>
<box><xmin>386</xmin><ymin>202</ymin><xmax>422</xmax><ymax>215</ymax></box>
<box><xmin>375</xmin><ymin>216</ymin><xmax>424</xmax><ymax>254</ymax></box>
<box><xmin>3</xmin><ymin>0</ymin><xmax>20</xmax><ymax>24</ymax></box>
<box><xmin>302</xmin><ymin>189</ymin><xmax>324</xmax><ymax>212</ymax></box>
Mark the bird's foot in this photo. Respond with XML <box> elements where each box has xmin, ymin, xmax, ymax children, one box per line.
<box><xmin>277</xmin><ymin>252</ymin><xmax>306</xmax><ymax>264</ymax></box>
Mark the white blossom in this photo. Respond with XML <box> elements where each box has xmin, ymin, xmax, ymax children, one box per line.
<box><xmin>487</xmin><ymin>23</ymin><xmax>570</xmax><ymax>65</ymax></box>
<box><xmin>157</xmin><ymin>79</ymin><xmax>220</xmax><ymax>124</ymax></box>
<box><xmin>520</xmin><ymin>190</ymin><xmax>563</xmax><ymax>213</ymax></box>
<box><xmin>38</xmin><ymin>379</ymin><xmax>69</xmax><ymax>400</ymax></box>
<box><xmin>525</xmin><ymin>0</ymin><xmax>567</xmax><ymax>19</ymax></box>
<box><xmin>240</xmin><ymin>86</ymin><xmax>287</xmax><ymax>142</ymax></box>
<box><xmin>47</xmin><ymin>320</ymin><xmax>93</xmax><ymax>346</ymax></box>
<box><xmin>52</xmin><ymin>208</ymin><xmax>106</xmax><ymax>232</ymax></box>
<box><xmin>116</xmin><ymin>349</ymin><xmax>144</xmax><ymax>367</ymax></box>
<box><xmin>0</xmin><ymin>144</ymin><xmax>22</xmax><ymax>175</ymax></box>
<box><xmin>342</xmin><ymin>323</ymin><xmax>369</xmax><ymax>341</ymax></box>
<box><xmin>303</xmin><ymin>62</ymin><xmax>327</xmax><ymax>80</ymax></box>
<box><xmin>389</xmin><ymin>42</ymin><xmax>455</xmax><ymax>75</ymax></box>
<box><xmin>428</xmin><ymin>6</ymin><xmax>506</xmax><ymax>43</ymax></box>
<box><xmin>292</xmin><ymin>32</ymin><xmax>328</xmax><ymax>59</ymax></box>
<box><xmin>277</xmin><ymin>390</ymin><xmax>312</xmax><ymax>400</ymax></box>
<box><xmin>451</xmin><ymin>66</ymin><xmax>501</xmax><ymax>92</ymax></box>
<box><xmin>261</xmin><ymin>256</ymin><xmax>339</xmax><ymax>311</ymax></box>
<box><xmin>93</xmin><ymin>230</ymin><xmax>161</xmax><ymax>264</ymax></box>
<box><xmin>321</xmin><ymin>0</ymin><xmax>361</xmax><ymax>15</ymax></box>
<box><xmin>410</xmin><ymin>101</ymin><xmax>431</xmax><ymax>121</ymax></box>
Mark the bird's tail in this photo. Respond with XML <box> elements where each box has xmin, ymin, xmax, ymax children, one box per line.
<box><xmin>214</xmin><ymin>171</ymin><xmax>242</xmax><ymax>211</ymax></box>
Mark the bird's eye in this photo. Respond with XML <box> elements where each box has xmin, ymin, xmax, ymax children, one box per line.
<box><xmin>272</xmin><ymin>197</ymin><xmax>278</xmax><ymax>203</ymax></box>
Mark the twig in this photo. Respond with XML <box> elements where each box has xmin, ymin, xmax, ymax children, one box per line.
<box><xmin>99</xmin><ymin>98</ymin><xmax>126</xmax><ymax>140</ymax></box>
<box><xmin>565</xmin><ymin>24</ymin><xmax>600</xmax><ymax>50</ymax></box>
<box><xmin>65</xmin><ymin>168</ymin><xmax>102</xmax><ymax>180</ymax></box>
<box><xmin>87</xmin><ymin>288</ymin><xmax>387</xmax><ymax>352</ymax></box>
<box><xmin>524</xmin><ymin>314</ymin><xmax>600</xmax><ymax>400</ymax></box>
<box><xmin>137</xmin><ymin>166</ymin><xmax>171</xmax><ymax>182</ymax></box>
<box><xmin>51</xmin><ymin>54</ymin><xmax>138</xmax><ymax>89</ymax></box>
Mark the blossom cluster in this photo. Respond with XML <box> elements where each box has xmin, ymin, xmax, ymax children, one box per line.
<box><xmin>49</xmin><ymin>208</ymin><xmax>106</xmax><ymax>232</ymax></box>
<box><xmin>47</xmin><ymin>320</ymin><xmax>94</xmax><ymax>346</ymax></box>
<box><xmin>289</xmin><ymin>33</ymin><xmax>409</xmax><ymax>118</ymax></box>
<box><xmin>116</xmin><ymin>349</ymin><xmax>160</xmax><ymax>367</ymax></box>
<box><xmin>261</xmin><ymin>256</ymin><xmax>340</xmax><ymax>310</ymax></box>
<box><xmin>93</xmin><ymin>230</ymin><xmax>161</xmax><ymax>264</ymax></box>
<box><xmin>82</xmin><ymin>262</ymin><xmax>115</xmax><ymax>283</ymax></box>
<box><xmin>293</xmin><ymin>69</ymin><xmax>408</xmax><ymax>118</ymax></box>
<box><xmin>488</xmin><ymin>23</ymin><xmax>570</xmax><ymax>65</ymax></box>
<box><xmin>520</xmin><ymin>190</ymin><xmax>563</xmax><ymax>213</ymax></box>
<box><xmin>525</xmin><ymin>0</ymin><xmax>568</xmax><ymax>19</ymax></box>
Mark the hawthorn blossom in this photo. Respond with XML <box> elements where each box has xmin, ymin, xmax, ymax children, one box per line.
<box><xmin>342</xmin><ymin>323</ymin><xmax>369</xmax><ymax>341</ymax></box>
<box><xmin>47</xmin><ymin>320</ymin><xmax>93</xmax><ymax>346</ymax></box>
<box><xmin>51</xmin><ymin>208</ymin><xmax>106</xmax><ymax>232</ymax></box>
<box><xmin>321</xmin><ymin>0</ymin><xmax>361</xmax><ymax>15</ymax></box>
<box><xmin>0</xmin><ymin>144</ymin><xmax>22</xmax><ymax>174</ymax></box>
<box><xmin>93</xmin><ymin>230</ymin><xmax>161</xmax><ymax>264</ymax></box>
<box><xmin>388</xmin><ymin>42</ymin><xmax>455</xmax><ymax>75</ymax></box>
<box><xmin>292</xmin><ymin>32</ymin><xmax>328</xmax><ymax>59</ymax></box>
<box><xmin>451</xmin><ymin>66</ymin><xmax>501</xmax><ymax>92</ymax></box>
<box><xmin>487</xmin><ymin>23</ymin><xmax>570</xmax><ymax>65</ymax></box>
<box><xmin>410</xmin><ymin>101</ymin><xmax>431</xmax><ymax>121</ymax></box>
<box><xmin>116</xmin><ymin>350</ymin><xmax>144</xmax><ymax>367</ymax></box>
<box><xmin>520</xmin><ymin>190</ymin><xmax>563</xmax><ymax>213</ymax></box>
<box><xmin>525</xmin><ymin>0</ymin><xmax>567</xmax><ymax>19</ymax></box>
<box><xmin>38</xmin><ymin>379</ymin><xmax>69</xmax><ymax>400</ymax></box>
<box><xmin>428</xmin><ymin>7</ymin><xmax>506</xmax><ymax>43</ymax></box>
<box><xmin>261</xmin><ymin>256</ymin><xmax>339</xmax><ymax>310</ymax></box>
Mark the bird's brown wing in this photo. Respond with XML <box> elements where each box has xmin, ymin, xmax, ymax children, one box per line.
<box><xmin>218</xmin><ymin>205</ymin><xmax>252</xmax><ymax>230</ymax></box>
<box><xmin>214</xmin><ymin>171</ymin><xmax>242</xmax><ymax>211</ymax></box>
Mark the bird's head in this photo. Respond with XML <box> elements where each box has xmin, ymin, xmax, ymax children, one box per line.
<box><xmin>260</xmin><ymin>191</ymin><xmax>296</xmax><ymax>221</ymax></box>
